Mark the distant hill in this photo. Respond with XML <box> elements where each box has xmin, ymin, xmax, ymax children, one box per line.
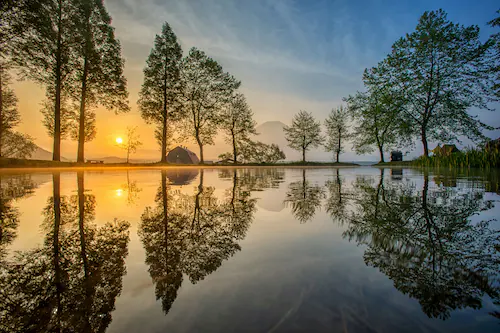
<box><xmin>29</xmin><ymin>145</ymin><xmax>70</xmax><ymax>161</ymax></box>
<box><xmin>91</xmin><ymin>156</ymin><xmax>157</xmax><ymax>164</ymax></box>
<box><xmin>254</xmin><ymin>121</ymin><xmax>299</xmax><ymax>161</ymax></box>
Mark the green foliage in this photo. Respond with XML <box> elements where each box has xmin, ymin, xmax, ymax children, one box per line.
<box><xmin>345</xmin><ymin>84</ymin><xmax>410</xmax><ymax>163</ymax></box>
<box><xmin>488</xmin><ymin>9</ymin><xmax>500</xmax><ymax>97</ymax></box>
<box><xmin>138</xmin><ymin>22</ymin><xmax>182</xmax><ymax>161</ymax></box>
<box><xmin>343</xmin><ymin>173</ymin><xmax>500</xmax><ymax>319</ymax></box>
<box><xmin>180</xmin><ymin>47</ymin><xmax>240</xmax><ymax>163</ymax></box>
<box><xmin>413</xmin><ymin>146</ymin><xmax>500</xmax><ymax>169</ymax></box>
<box><xmin>324</xmin><ymin>106</ymin><xmax>350</xmax><ymax>163</ymax></box>
<box><xmin>1</xmin><ymin>131</ymin><xmax>36</xmax><ymax>159</ymax></box>
<box><xmin>369</xmin><ymin>9</ymin><xmax>497</xmax><ymax>156</ymax></box>
<box><xmin>220</xmin><ymin>93</ymin><xmax>257</xmax><ymax>164</ymax></box>
<box><xmin>284</xmin><ymin>110</ymin><xmax>322</xmax><ymax>162</ymax></box>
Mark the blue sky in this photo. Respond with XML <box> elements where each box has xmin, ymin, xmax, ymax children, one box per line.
<box><xmin>19</xmin><ymin>0</ymin><xmax>498</xmax><ymax>160</ymax></box>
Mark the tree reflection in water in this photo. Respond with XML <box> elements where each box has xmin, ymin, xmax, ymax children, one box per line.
<box><xmin>0</xmin><ymin>174</ymin><xmax>37</xmax><ymax>262</ymax></box>
<box><xmin>343</xmin><ymin>169</ymin><xmax>500</xmax><ymax>320</ymax></box>
<box><xmin>284</xmin><ymin>169</ymin><xmax>325</xmax><ymax>223</ymax></box>
<box><xmin>0</xmin><ymin>172</ymin><xmax>130</xmax><ymax>332</ymax></box>
<box><xmin>139</xmin><ymin>169</ymin><xmax>257</xmax><ymax>314</ymax></box>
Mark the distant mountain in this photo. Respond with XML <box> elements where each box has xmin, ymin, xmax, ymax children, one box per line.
<box><xmin>254</xmin><ymin>121</ymin><xmax>299</xmax><ymax>161</ymax></box>
<box><xmin>29</xmin><ymin>145</ymin><xmax>70</xmax><ymax>161</ymax></box>
<box><xmin>92</xmin><ymin>156</ymin><xmax>157</xmax><ymax>164</ymax></box>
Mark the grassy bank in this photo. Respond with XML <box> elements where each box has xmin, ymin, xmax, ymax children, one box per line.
<box><xmin>412</xmin><ymin>148</ymin><xmax>499</xmax><ymax>169</ymax></box>
<box><xmin>0</xmin><ymin>157</ymin><xmax>359</xmax><ymax>169</ymax></box>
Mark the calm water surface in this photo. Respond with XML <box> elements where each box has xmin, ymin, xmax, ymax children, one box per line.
<box><xmin>0</xmin><ymin>167</ymin><xmax>499</xmax><ymax>332</ymax></box>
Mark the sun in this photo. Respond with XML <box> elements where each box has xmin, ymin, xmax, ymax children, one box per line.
<box><xmin>115</xmin><ymin>137</ymin><xmax>123</xmax><ymax>144</ymax></box>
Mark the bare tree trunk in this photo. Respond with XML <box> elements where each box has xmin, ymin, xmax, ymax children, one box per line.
<box><xmin>0</xmin><ymin>64</ymin><xmax>3</xmax><ymax>157</ymax></box>
<box><xmin>421</xmin><ymin>126</ymin><xmax>429</xmax><ymax>157</ymax></box>
<box><xmin>77</xmin><ymin>57</ymin><xmax>88</xmax><ymax>163</ymax></box>
<box><xmin>196</xmin><ymin>132</ymin><xmax>204</xmax><ymax>164</ymax></box>
<box><xmin>302</xmin><ymin>148</ymin><xmax>305</xmax><ymax>163</ymax></box>
<box><xmin>379</xmin><ymin>145</ymin><xmax>385</xmax><ymax>163</ymax></box>
<box><xmin>53</xmin><ymin>0</ymin><xmax>63</xmax><ymax>162</ymax></box>
<box><xmin>161</xmin><ymin>110</ymin><xmax>167</xmax><ymax>163</ymax></box>
<box><xmin>232</xmin><ymin>130</ymin><xmax>237</xmax><ymax>164</ymax></box>
<box><xmin>336</xmin><ymin>129</ymin><xmax>341</xmax><ymax>163</ymax></box>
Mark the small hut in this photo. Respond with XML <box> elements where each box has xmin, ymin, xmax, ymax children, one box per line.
<box><xmin>391</xmin><ymin>151</ymin><xmax>403</xmax><ymax>162</ymax></box>
<box><xmin>166</xmin><ymin>146</ymin><xmax>199</xmax><ymax>164</ymax></box>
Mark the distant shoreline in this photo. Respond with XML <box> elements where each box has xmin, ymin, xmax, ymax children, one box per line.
<box><xmin>0</xmin><ymin>157</ymin><xmax>361</xmax><ymax>171</ymax></box>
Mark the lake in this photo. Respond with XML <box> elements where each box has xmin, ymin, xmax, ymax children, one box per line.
<box><xmin>0</xmin><ymin>167</ymin><xmax>499</xmax><ymax>332</ymax></box>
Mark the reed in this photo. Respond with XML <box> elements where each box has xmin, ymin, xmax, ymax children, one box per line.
<box><xmin>413</xmin><ymin>146</ymin><xmax>500</xmax><ymax>169</ymax></box>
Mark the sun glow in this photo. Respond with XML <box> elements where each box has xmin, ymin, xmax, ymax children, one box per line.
<box><xmin>115</xmin><ymin>137</ymin><xmax>123</xmax><ymax>144</ymax></box>
<box><xmin>115</xmin><ymin>189</ymin><xmax>123</xmax><ymax>197</ymax></box>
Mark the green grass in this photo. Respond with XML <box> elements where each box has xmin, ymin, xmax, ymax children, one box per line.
<box><xmin>412</xmin><ymin>147</ymin><xmax>500</xmax><ymax>169</ymax></box>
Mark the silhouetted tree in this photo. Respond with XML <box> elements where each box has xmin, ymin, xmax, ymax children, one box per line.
<box><xmin>369</xmin><ymin>9</ymin><xmax>497</xmax><ymax>156</ymax></box>
<box><xmin>284</xmin><ymin>169</ymin><xmax>325</xmax><ymax>223</ymax></box>
<box><xmin>120</xmin><ymin>170</ymin><xmax>142</xmax><ymax>205</ymax></box>
<box><xmin>72</xmin><ymin>0</ymin><xmax>129</xmax><ymax>163</ymax></box>
<box><xmin>10</xmin><ymin>0</ymin><xmax>79</xmax><ymax>161</ymax></box>
<box><xmin>0</xmin><ymin>174</ymin><xmax>36</xmax><ymax>261</ymax></box>
<box><xmin>324</xmin><ymin>106</ymin><xmax>350</xmax><ymax>163</ymax></box>
<box><xmin>0</xmin><ymin>172</ymin><xmax>130</xmax><ymax>332</ymax></box>
<box><xmin>284</xmin><ymin>111</ymin><xmax>322</xmax><ymax>163</ymax></box>
<box><xmin>138</xmin><ymin>22</ymin><xmax>182</xmax><ymax>162</ymax></box>
<box><xmin>221</xmin><ymin>139</ymin><xmax>285</xmax><ymax>164</ymax></box>
<box><xmin>179</xmin><ymin>48</ymin><xmax>240</xmax><ymax>163</ymax></box>
<box><xmin>139</xmin><ymin>169</ymin><xmax>255</xmax><ymax>314</ymax></box>
<box><xmin>220</xmin><ymin>93</ymin><xmax>257</xmax><ymax>164</ymax></box>
<box><xmin>118</xmin><ymin>126</ymin><xmax>142</xmax><ymax>163</ymax></box>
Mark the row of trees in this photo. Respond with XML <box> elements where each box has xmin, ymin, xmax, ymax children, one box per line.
<box><xmin>284</xmin><ymin>9</ymin><xmax>500</xmax><ymax>163</ymax></box>
<box><xmin>1</xmin><ymin>0</ymin><xmax>129</xmax><ymax>162</ymax></box>
<box><xmin>1</xmin><ymin>6</ymin><xmax>498</xmax><ymax>163</ymax></box>
<box><xmin>138</xmin><ymin>23</ymin><xmax>284</xmax><ymax>164</ymax></box>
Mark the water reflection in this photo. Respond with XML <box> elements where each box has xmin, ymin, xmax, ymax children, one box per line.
<box><xmin>0</xmin><ymin>172</ymin><xmax>130</xmax><ymax>332</ymax></box>
<box><xmin>284</xmin><ymin>169</ymin><xmax>325</xmax><ymax>223</ymax></box>
<box><xmin>0</xmin><ymin>168</ymin><xmax>497</xmax><ymax>331</ymax></box>
<box><xmin>325</xmin><ymin>168</ymin><xmax>348</xmax><ymax>224</ymax></box>
<box><xmin>343</xmin><ymin>170</ymin><xmax>500</xmax><ymax>320</ymax></box>
<box><xmin>139</xmin><ymin>169</ymin><xmax>257</xmax><ymax>314</ymax></box>
<box><xmin>0</xmin><ymin>174</ymin><xmax>37</xmax><ymax>261</ymax></box>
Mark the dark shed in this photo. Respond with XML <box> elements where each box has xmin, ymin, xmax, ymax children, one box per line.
<box><xmin>166</xmin><ymin>146</ymin><xmax>200</xmax><ymax>164</ymax></box>
<box><xmin>391</xmin><ymin>151</ymin><xmax>403</xmax><ymax>162</ymax></box>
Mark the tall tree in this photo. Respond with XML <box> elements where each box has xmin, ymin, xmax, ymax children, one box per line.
<box><xmin>488</xmin><ymin>9</ymin><xmax>500</xmax><ymax>97</ymax></box>
<box><xmin>180</xmin><ymin>48</ymin><xmax>240</xmax><ymax>163</ymax></box>
<box><xmin>370</xmin><ymin>9</ymin><xmax>496</xmax><ymax>157</ymax></box>
<box><xmin>220</xmin><ymin>93</ymin><xmax>257</xmax><ymax>164</ymax></box>
<box><xmin>10</xmin><ymin>0</ymin><xmax>78</xmax><ymax>161</ymax></box>
<box><xmin>324</xmin><ymin>106</ymin><xmax>350</xmax><ymax>163</ymax></box>
<box><xmin>72</xmin><ymin>0</ymin><xmax>129</xmax><ymax>163</ymax></box>
<box><xmin>345</xmin><ymin>87</ymin><xmax>408</xmax><ymax>163</ymax></box>
<box><xmin>284</xmin><ymin>110</ymin><xmax>322</xmax><ymax>163</ymax></box>
<box><xmin>0</xmin><ymin>63</ymin><xmax>19</xmax><ymax>157</ymax></box>
<box><xmin>138</xmin><ymin>22</ymin><xmax>182</xmax><ymax>163</ymax></box>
